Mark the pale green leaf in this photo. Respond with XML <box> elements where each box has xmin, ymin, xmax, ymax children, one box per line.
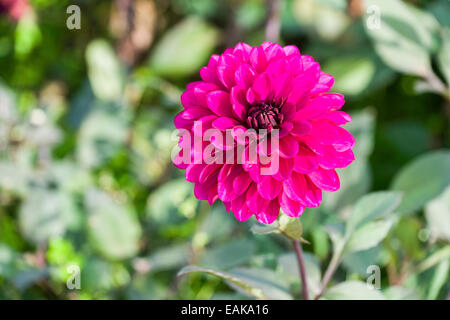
<box><xmin>149</xmin><ymin>17</ymin><xmax>218</xmax><ymax>77</ymax></box>
<box><xmin>425</xmin><ymin>186</ymin><xmax>450</xmax><ymax>242</ymax></box>
<box><xmin>344</xmin><ymin>220</ymin><xmax>393</xmax><ymax>255</ymax></box>
<box><xmin>278</xmin><ymin>252</ymin><xmax>321</xmax><ymax>297</ymax></box>
<box><xmin>322</xmin><ymin>280</ymin><xmax>385</xmax><ymax>300</ymax></box>
<box><xmin>200</xmin><ymin>239</ymin><xmax>256</xmax><ymax>269</ymax></box>
<box><xmin>391</xmin><ymin>150</ymin><xmax>450</xmax><ymax>214</ymax></box>
<box><xmin>85</xmin><ymin>188</ymin><xmax>142</xmax><ymax>260</ymax></box>
<box><xmin>178</xmin><ymin>266</ymin><xmax>292</xmax><ymax>300</ymax></box>
<box><xmin>86</xmin><ymin>40</ymin><xmax>123</xmax><ymax>101</ymax></box>
<box><xmin>346</xmin><ymin>191</ymin><xmax>402</xmax><ymax>234</ymax></box>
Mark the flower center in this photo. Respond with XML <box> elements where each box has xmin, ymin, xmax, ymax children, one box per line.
<box><xmin>246</xmin><ymin>101</ymin><xmax>284</xmax><ymax>130</ymax></box>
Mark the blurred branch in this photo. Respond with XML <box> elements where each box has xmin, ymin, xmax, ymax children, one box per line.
<box><xmin>115</xmin><ymin>0</ymin><xmax>135</xmax><ymax>66</ymax></box>
<box><xmin>346</xmin><ymin>0</ymin><xmax>364</xmax><ymax>19</ymax></box>
<box><xmin>265</xmin><ymin>0</ymin><xmax>281</xmax><ymax>43</ymax></box>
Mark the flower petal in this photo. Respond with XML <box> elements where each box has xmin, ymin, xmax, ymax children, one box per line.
<box><xmin>308</xmin><ymin>168</ymin><xmax>340</xmax><ymax>192</ymax></box>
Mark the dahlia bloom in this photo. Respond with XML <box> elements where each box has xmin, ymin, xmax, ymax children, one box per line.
<box><xmin>173</xmin><ymin>41</ymin><xmax>355</xmax><ymax>224</ymax></box>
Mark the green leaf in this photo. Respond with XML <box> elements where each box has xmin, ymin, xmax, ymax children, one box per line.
<box><xmin>86</xmin><ymin>40</ymin><xmax>123</xmax><ymax>101</ymax></box>
<box><xmin>278</xmin><ymin>252</ymin><xmax>321</xmax><ymax>297</ymax></box>
<box><xmin>141</xmin><ymin>243</ymin><xmax>190</xmax><ymax>273</ymax></box>
<box><xmin>77</xmin><ymin>102</ymin><xmax>129</xmax><ymax>168</ymax></box>
<box><xmin>425</xmin><ymin>186</ymin><xmax>450</xmax><ymax>242</ymax></box>
<box><xmin>364</xmin><ymin>0</ymin><xmax>437</xmax><ymax>76</ymax></box>
<box><xmin>383</xmin><ymin>286</ymin><xmax>419</xmax><ymax>300</ymax></box>
<box><xmin>344</xmin><ymin>220</ymin><xmax>393</xmax><ymax>255</ymax></box>
<box><xmin>322</xmin><ymin>55</ymin><xmax>375</xmax><ymax>96</ymax></box>
<box><xmin>416</xmin><ymin>246</ymin><xmax>450</xmax><ymax>274</ymax></box>
<box><xmin>322</xmin><ymin>280</ymin><xmax>385</xmax><ymax>300</ymax></box>
<box><xmin>85</xmin><ymin>188</ymin><xmax>142</xmax><ymax>260</ymax></box>
<box><xmin>427</xmin><ymin>259</ymin><xmax>450</xmax><ymax>300</ymax></box>
<box><xmin>278</xmin><ymin>215</ymin><xmax>303</xmax><ymax>241</ymax></box>
<box><xmin>149</xmin><ymin>17</ymin><xmax>219</xmax><ymax>77</ymax></box>
<box><xmin>251</xmin><ymin>220</ymin><xmax>279</xmax><ymax>235</ymax></box>
<box><xmin>178</xmin><ymin>266</ymin><xmax>293</xmax><ymax>300</ymax></box>
<box><xmin>19</xmin><ymin>189</ymin><xmax>78</xmax><ymax>244</ymax></box>
<box><xmin>346</xmin><ymin>191</ymin><xmax>402</xmax><ymax>234</ymax></box>
<box><xmin>438</xmin><ymin>29</ymin><xmax>450</xmax><ymax>87</ymax></box>
<box><xmin>200</xmin><ymin>239</ymin><xmax>256</xmax><ymax>269</ymax></box>
<box><xmin>391</xmin><ymin>150</ymin><xmax>450</xmax><ymax>214</ymax></box>
<box><xmin>0</xmin><ymin>245</ymin><xmax>17</xmax><ymax>278</ymax></box>
<box><xmin>146</xmin><ymin>178</ymin><xmax>198</xmax><ymax>224</ymax></box>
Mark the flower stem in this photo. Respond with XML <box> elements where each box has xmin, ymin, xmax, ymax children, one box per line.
<box><xmin>293</xmin><ymin>239</ymin><xmax>309</xmax><ymax>300</ymax></box>
<box><xmin>314</xmin><ymin>246</ymin><xmax>343</xmax><ymax>299</ymax></box>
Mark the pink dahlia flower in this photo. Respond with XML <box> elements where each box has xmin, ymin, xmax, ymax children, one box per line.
<box><xmin>173</xmin><ymin>41</ymin><xmax>355</xmax><ymax>224</ymax></box>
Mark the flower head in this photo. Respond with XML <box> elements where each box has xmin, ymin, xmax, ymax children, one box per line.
<box><xmin>173</xmin><ymin>41</ymin><xmax>355</xmax><ymax>224</ymax></box>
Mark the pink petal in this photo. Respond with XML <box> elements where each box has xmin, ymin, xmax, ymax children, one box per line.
<box><xmin>193</xmin><ymin>115</ymin><xmax>217</xmax><ymax>136</ymax></box>
<box><xmin>257</xmin><ymin>175</ymin><xmax>282</xmax><ymax>200</ymax></box>
<box><xmin>185</xmin><ymin>164</ymin><xmax>205</xmax><ymax>182</ymax></box>
<box><xmin>308</xmin><ymin>168</ymin><xmax>340</xmax><ymax>192</ymax></box>
<box><xmin>199</xmin><ymin>163</ymin><xmax>221</xmax><ymax>184</ymax></box>
<box><xmin>283</xmin><ymin>45</ymin><xmax>300</xmax><ymax>56</ymax></box>
<box><xmin>319</xmin><ymin>146</ymin><xmax>355</xmax><ymax>169</ymax></box>
<box><xmin>250</xmin><ymin>46</ymin><xmax>267</xmax><ymax>73</ymax></box>
<box><xmin>264</xmin><ymin>43</ymin><xmax>285</xmax><ymax>61</ymax></box>
<box><xmin>283</xmin><ymin>171</ymin><xmax>322</xmax><ymax>207</ymax></box>
<box><xmin>279</xmin><ymin>135</ymin><xmax>299</xmax><ymax>158</ymax></box>
<box><xmin>230</xmin><ymin>86</ymin><xmax>248</xmax><ymax>121</ymax></box>
<box><xmin>233</xmin><ymin>172</ymin><xmax>252</xmax><ymax>195</ymax></box>
<box><xmin>293</xmin><ymin>144</ymin><xmax>318</xmax><ymax>173</ymax></box>
<box><xmin>273</xmin><ymin>157</ymin><xmax>294</xmax><ymax>181</ymax></box>
<box><xmin>291</xmin><ymin>119</ymin><xmax>312</xmax><ymax>137</ymax></box>
<box><xmin>296</xmin><ymin>93</ymin><xmax>345</xmax><ymax>120</ymax></box>
<box><xmin>279</xmin><ymin>192</ymin><xmax>305</xmax><ymax>217</ymax></box>
<box><xmin>320</xmin><ymin>111</ymin><xmax>352</xmax><ymax>125</ymax></box>
<box><xmin>252</xmin><ymin>73</ymin><xmax>271</xmax><ymax>101</ymax></box>
<box><xmin>206</xmin><ymin>90</ymin><xmax>234</xmax><ymax>118</ymax></box>
<box><xmin>212</xmin><ymin>117</ymin><xmax>241</xmax><ymax>130</ymax></box>
<box><xmin>231</xmin><ymin>194</ymin><xmax>252</xmax><ymax>221</ymax></box>
<box><xmin>309</xmin><ymin>120</ymin><xmax>355</xmax><ymax>151</ymax></box>
<box><xmin>235</xmin><ymin>63</ymin><xmax>256</xmax><ymax>88</ymax></box>
<box><xmin>256</xmin><ymin>199</ymin><xmax>280</xmax><ymax>224</ymax></box>
<box><xmin>311</xmin><ymin>72</ymin><xmax>334</xmax><ymax>95</ymax></box>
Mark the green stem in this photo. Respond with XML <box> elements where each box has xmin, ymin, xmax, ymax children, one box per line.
<box><xmin>315</xmin><ymin>245</ymin><xmax>344</xmax><ymax>300</ymax></box>
<box><xmin>293</xmin><ymin>239</ymin><xmax>310</xmax><ymax>300</ymax></box>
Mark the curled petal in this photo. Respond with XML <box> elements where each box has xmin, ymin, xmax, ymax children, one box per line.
<box><xmin>279</xmin><ymin>192</ymin><xmax>305</xmax><ymax>217</ymax></box>
<box><xmin>308</xmin><ymin>168</ymin><xmax>340</xmax><ymax>192</ymax></box>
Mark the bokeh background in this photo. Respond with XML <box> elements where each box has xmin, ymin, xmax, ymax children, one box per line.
<box><xmin>0</xmin><ymin>0</ymin><xmax>449</xmax><ymax>300</ymax></box>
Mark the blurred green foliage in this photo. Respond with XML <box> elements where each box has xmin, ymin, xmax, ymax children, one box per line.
<box><xmin>0</xmin><ymin>0</ymin><xmax>449</xmax><ymax>300</ymax></box>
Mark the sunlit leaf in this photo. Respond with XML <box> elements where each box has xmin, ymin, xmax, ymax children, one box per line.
<box><xmin>85</xmin><ymin>188</ymin><xmax>142</xmax><ymax>260</ymax></box>
<box><xmin>322</xmin><ymin>280</ymin><xmax>385</xmax><ymax>300</ymax></box>
<box><xmin>178</xmin><ymin>266</ymin><xmax>293</xmax><ymax>300</ymax></box>
<box><xmin>346</xmin><ymin>191</ymin><xmax>402</xmax><ymax>234</ymax></box>
<box><xmin>200</xmin><ymin>239</ymin><xmax>256</xmax><ymax>269</ymax></box>
<box><xmin>149</xmin><ymin>17</ymin><xmax>218</xmax><ymax>77</ymax></box>
<box><xmin>425</xmin><ymin>186</ymin><xmax>450</xmax><ymax>242</ymax></box>
<box><xmin>391</xmin><ymin>150</ymin><xmax>450</xmax><ymax>214</ymax></box>
<box><xmin>344</xmin><ymin>220</ymin><xmax>393</xmax><ymax>255</ymax></box>
<box><xmin>86</xmin><ymin>40</ymin><xmax>123</xmax><ymax>101</ymax></box>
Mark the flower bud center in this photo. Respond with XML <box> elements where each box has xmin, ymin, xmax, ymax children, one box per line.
<box><xmin>246</xmin><ymin>101</ymin><xmax>284</xmax><ymax>130</ymax></box>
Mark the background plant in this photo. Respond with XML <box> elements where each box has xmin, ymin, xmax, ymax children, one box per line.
<box><xmin>0</xmin><ymin>0</ymin><xmax>449</xmax><ymax>300</ymax></box>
